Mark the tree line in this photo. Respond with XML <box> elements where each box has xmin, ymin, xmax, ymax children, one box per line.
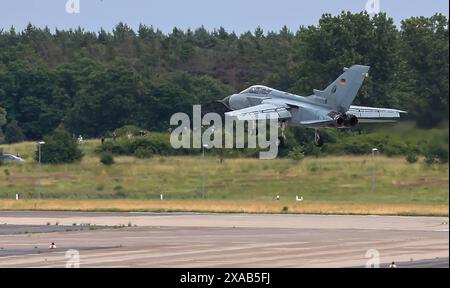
<box><xmin>0</xmin><ymin>12</ymin><xmax>448</xmax><ymax>143</ymax></box>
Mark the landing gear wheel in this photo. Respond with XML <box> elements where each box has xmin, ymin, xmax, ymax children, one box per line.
<box><xmin>277</xmin><ymin>136</ymin><xmax>286</xmax><ymax>147</ymax></box>
<box><xmin>314</xmin><ymin>129</ymin><xmax>324</xmax><ymax>147</ymax></box>
<box><xmin>277</xmin><ymin>121</ymin><xmax>287</xmax><ymax>147</ymax></box>
<box><xmin>315</xmin><ymin>138</ymin><xmax>324</xmax><ymax>147</ymax></box>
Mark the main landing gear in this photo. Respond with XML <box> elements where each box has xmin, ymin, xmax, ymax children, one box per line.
<box><xmin>250</xmin><ymin>121</ymin><xmax>286</xmax><ymax>147</ymax></box>
<box><xmin>314</xmin><ymin>129</ymin><xmax>324</xmax><ymax>147</ymax></box>
<box><xmin>277</xmin><ymin>121</ymin><xmax>287</xmax><ymax>147</ymax></box>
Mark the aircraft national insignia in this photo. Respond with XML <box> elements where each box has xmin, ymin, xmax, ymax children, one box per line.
<box><xmin>339</xmin><ymin>78</ymin><xmax>347</xmax><ymax>85</ymax></box>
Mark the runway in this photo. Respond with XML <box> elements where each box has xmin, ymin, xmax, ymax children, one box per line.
<box><xmin>0</xmin><ymin>212</ymin><xmax>448</xmax><ymax>268</ymax></box>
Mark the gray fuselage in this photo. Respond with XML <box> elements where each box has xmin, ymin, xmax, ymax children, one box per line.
<box><xmin>224</xmin><ymin>86</ymin><xmax>342</xmax><ymax>128</ymax></box>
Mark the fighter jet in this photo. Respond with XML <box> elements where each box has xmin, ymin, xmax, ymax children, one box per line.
<box><xmin>219</xmin><ymin>65</ymin><xmax>406</xmax><ymax>146</ymax></box>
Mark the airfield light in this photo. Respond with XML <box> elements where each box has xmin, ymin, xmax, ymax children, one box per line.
<box><xmin>38</xmin><ymin>141</ymin><xmax>45</xmax><ymax>199</ymax></box>
<box><xmin>201</xmin><ymin>144</ymin><xmax>209</xmax><ymax>199</ymax></box>
<box><xmin>38</xmin><ymin>141</ymin><xmax>45</xmax><ymax>164</ymax></box>
<box><xmin>371</xmin><ymin>148</ymin><xmax>378</xmax><ymax>192</ymax></box>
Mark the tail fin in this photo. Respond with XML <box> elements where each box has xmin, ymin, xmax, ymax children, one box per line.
<box><xmin>315</xmin><ymin>65</ymin><xmax>370</xmax><ymax>112</ymax></box>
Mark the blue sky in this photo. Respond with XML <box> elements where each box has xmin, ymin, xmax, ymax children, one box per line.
<box><xmin>0</xmin><ymin>0</ymin><xmax>448</xmax><ymax>34</ymax></box>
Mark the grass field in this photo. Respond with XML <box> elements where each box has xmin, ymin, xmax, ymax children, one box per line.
<box><xmin>0</xmin><ymin>140</ymin><xmax>448</xmax><ymax>215</ymax></box>
<box><xmin>0</xmin><ymin>199</ymin><xmax>447</xmax><ymax>216</ymax></box>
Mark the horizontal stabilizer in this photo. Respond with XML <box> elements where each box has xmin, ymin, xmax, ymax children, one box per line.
<box><xmin>348</xmin><ymin>105</ymin><xmax>407</xmax><ymax>119</ymax></box>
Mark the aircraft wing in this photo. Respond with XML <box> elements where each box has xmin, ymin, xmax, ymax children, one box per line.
<box><xmin>348</xmin><ymin>105</ymin><xmax>407</xmax><ymax>123</ymax></box>
<box><xmin>225</xmin><ymin>103</ymin><xmax>291</xmax><ymax>121</ymax></box>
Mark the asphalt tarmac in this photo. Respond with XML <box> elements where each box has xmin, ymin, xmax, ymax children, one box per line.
<box><xmin>0</xmin><ymin>212</ymin><xmax>448</xmax><ymax>268</ymax></box>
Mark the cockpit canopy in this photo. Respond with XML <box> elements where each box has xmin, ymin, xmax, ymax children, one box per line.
<box><xmin>239</xmin><ymin>85</ymin><xmax>272</xmax><ymax>95</ymax></box>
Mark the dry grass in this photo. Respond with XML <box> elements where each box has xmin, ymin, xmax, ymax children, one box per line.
<box><xmin>1</xmin><ymin>140</ymin><xmax>448</xmax><ymax>216</ymax></box>
<box><xmin>0</xmin><ymin>199</ymin><xmax>447</xmax><ymax>216</ymax></box>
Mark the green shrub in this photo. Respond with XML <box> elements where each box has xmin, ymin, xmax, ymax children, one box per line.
<box><xmin>113</xmin><ymin>185</ymin><xmax>127</xmax><ymax>198</ymax></box>
<box><xmin>100</xmin><ymin>152</ymin><xmax>114</xmax><ymax>165</ymax></box>
<box><xmin>424</xmin><ymin>143</ymin><xmax>449</xmax><ymax>165</ymax></box>
<box><xmin>384</xmin><ymin>142</ymin><xmax>409</xmax><ymax>157</ymax></box>
<box><xmin>134</xmin><ymin>147</ymin><xmax>154</xmax><ymax>158</ymax></box>
<box><xmin>114</xmin><ymin>125</ymin><xmax>148</xmax><ymax>138</ymax></box>
<box><xmin>35</xmin><ymin>126</ymin><xmax>83</xmax><ymax>164</ymax></box>
<box><xmin>99</xmin><ymin>141</ymin><xmax>128</xmax><ymax>155</ymax></box>
<box><xmin>94</xmin><ymin>124</ymin><xmax>449</xmax><ymax>160</ymax></box>
<box><xmin>288</xmin><ymin>146</ymin><xmax>305</xmax><ymax>161</ymax></box>
<box><xmin>406</xmin><ymin>153</ymin><xmax>418</xmax><ymax>164</ymax></box>
<box><xmin>97</xmin><ymin>133</ymin><xmax>175</xmax><ymax>156</ymax></box>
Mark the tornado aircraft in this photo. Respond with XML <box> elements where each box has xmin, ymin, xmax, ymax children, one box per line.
<box><xmin>219</xmin><ymin>65</ymin><xmax>406</xmax><ymax>146</ymax></box>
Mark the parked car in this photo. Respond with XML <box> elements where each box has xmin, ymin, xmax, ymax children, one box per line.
<box><xmin>1</xmin><ymin>153</ymin><xmax>25</xmax><ymax>162</ymax></box>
